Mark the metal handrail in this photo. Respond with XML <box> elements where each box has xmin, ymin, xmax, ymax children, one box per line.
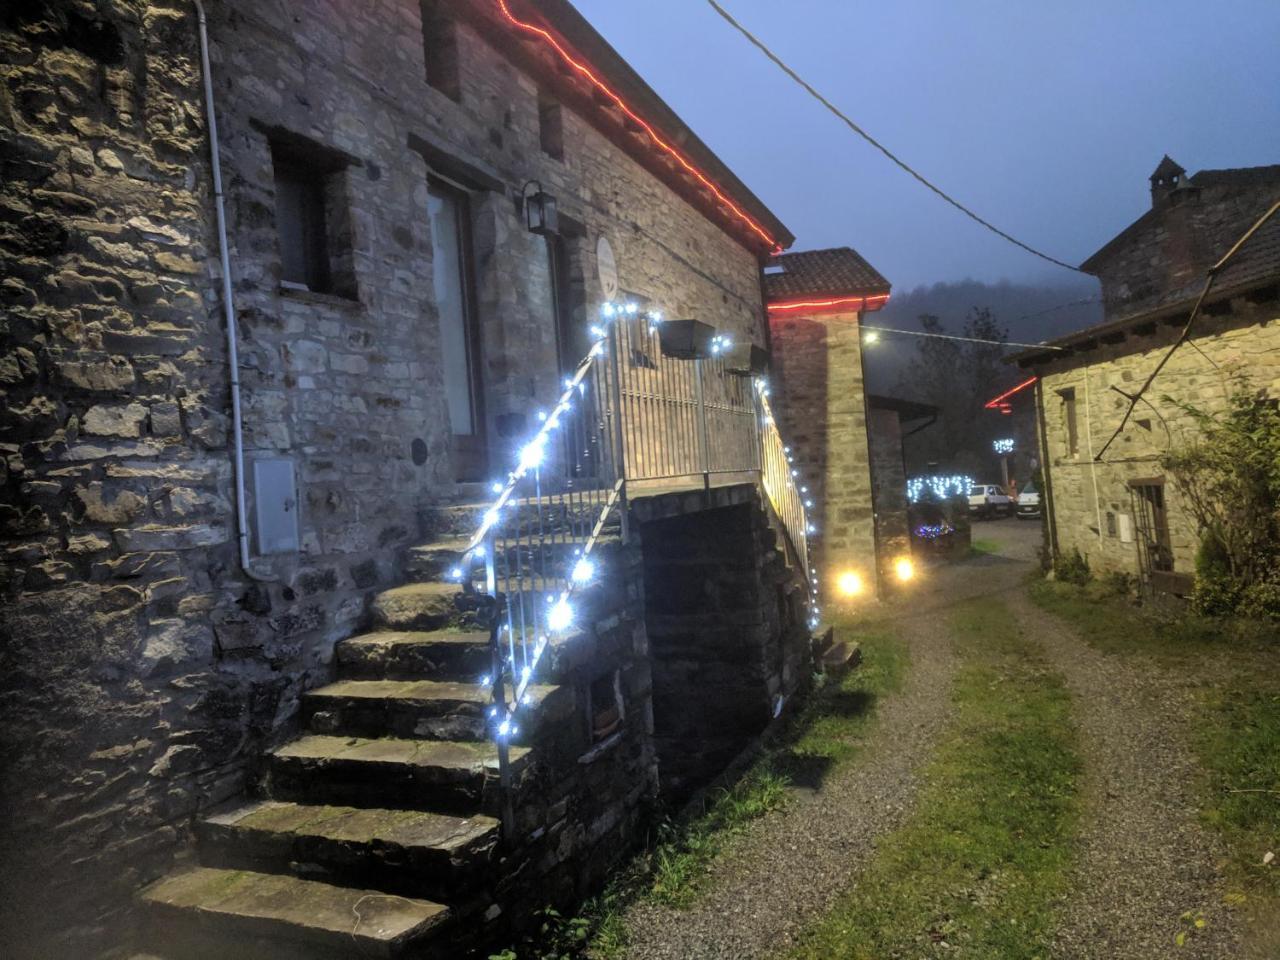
<box><xmin>755</xmin><ymin>383</ymin><xmax>813</xmax><ymax>591</ymax></box>
<box><xmin>452</xmin><ymin>305</ymin><xmax>814</xmax><ymax>833</ymax></box>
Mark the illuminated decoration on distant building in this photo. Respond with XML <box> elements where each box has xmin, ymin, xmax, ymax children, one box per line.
<box><xmin>907</xmin><ymin>475</ymin><xmax>973</xmax><ymax>503</ymax></box>
<box><xmin>766</xmin><ymin>292</ymin><xmax>891</xmax><ymax>315</ymax></box>
<box><xmin>993</xmin><ymin>438</ymin><xmax>1015</xmax><ymax>454</ymax></box>
<box><xmin>984</xmin><ymin>375</ymin><xmax>1038</xmax><ymax>414</ymax></box>
<box><xmin>496</xmin><ymin>0</ymin><xmax>782</xmax><ymax>253</ymax></box>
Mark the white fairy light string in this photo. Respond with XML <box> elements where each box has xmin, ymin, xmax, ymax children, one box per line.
<box><xmin>452</xmin><ymin>299</ymin><xmax>819</xmax><ymax>743</ymax></box>
<box><xmin>906</xmin><ymin>474</ymin><xmax>974</xmax><ymax>503</ymax></box>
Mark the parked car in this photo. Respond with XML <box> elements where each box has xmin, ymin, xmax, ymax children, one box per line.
<box><xmin>968</xmin><ymin>483</ymin><xmax>1013</xmax><ymax>518</ymax></box>
<box><xmin>1016</xmin><ymin>482</ymin><xmax>1041</xmax><ymax>519</ymax></box>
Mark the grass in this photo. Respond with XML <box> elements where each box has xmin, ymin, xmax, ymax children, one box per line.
<box><xmin>1026</xmin><ymin>577</ymin><xmax>1275</xmax><ymax>661</ymax></box>
<box><xmin>1028</xmin><ymin>578</ymin><xmax>1280</xmax><ymax>951</ymax></box>
<box><xmin>786</xmin><ymin>597</ymin><xmax>1081</xmax><ymax>960</ymax></box>
<box><xmin>969</xmin><ymin>538</ymin><xmax>1002</xmax><ymax>556</ymax></box>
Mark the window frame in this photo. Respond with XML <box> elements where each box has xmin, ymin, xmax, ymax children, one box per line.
<box><xmin>427</xmin><ymin>175</ymin><xmax>487</xmax><ymax>479</ymax></box>
<box><xmin>272</xmin><ymin>154</ymin><xmax>332</xmax><ymax>294</ymax></box>
<box><xmin>1058</xmin><ymin>387</ymin><xmax>1079</xmax><ymax>458</ymax></box>
<box><xmin>421</xmin><ymin>0</ymin><xmax>462</xmax><ymax>101</ymax></box>
<box><xmin>538</xmin><ymin>90</ymin><xmax>565</xmax><ymax>161</ymax></box>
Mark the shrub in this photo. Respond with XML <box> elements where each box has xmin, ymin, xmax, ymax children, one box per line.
<box><xmin>1054</xmin><ymin>548</ymin><xmax>1091</xmax><ymax>585</ymax></box>
<box><xmin>1164</xmin><ymin>383</ymin><xmax>1280</xmax><ymax>619</ymax></box>
<box><xmin>1239</xmin><ymin>575</ymin><xmax>1280</xmax><ymax>621</ymax></box>
<box><xmin>1100</xmin><ymin>570</ymin><xmax>1135</xmax><ymax>598</ymax></box>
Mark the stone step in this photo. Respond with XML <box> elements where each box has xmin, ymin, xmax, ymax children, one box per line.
<box><xmin>267</xmin><ymin>735</ymin><xmax>532</xmax><ymax>816</ymax></box>
<box><xmin>407</xmin><ymin>534</ymin><xmax>622</xmax><ymax>584</ymax></box>
<box><xmin>810</xmin><ymin>623</ymin><xmax>836</xmax><ymax>659</ymax></box>
<box><xmin>820</xmin><ymin>639</ymin><xmax>862</xmax><ymax>673</ymax></box>
<box><xmin>195</xmin><ymin>800</ymin><xmax>499</xmax><ymax>900</ymax></box>
<box><xmin>422</xmin><ymin>496</ymin><xmax>621</xmax><ymax>540</ymax></box>
<box><xmin>406</xmin><ymin>535</ymin><xmax>476</xmax><ymax>581</ymax></box>
<box><xmin>302</xmin><ymin>678</ymin><xmax>568</xmax><ymax>741</ymax></box>
<box><xmin>140</xmin><ymin>866</ymin><xmax>449</xmax><ymax>959</ymax></box>
<box><xmin>370</xmin><ymin>582</ymin><xmax>489</xmax><ymax>632</ymax></box>
<box><xmin>336</xmin><ymin>630</ymin><xmax>491</xmax><ymax>682</ymax></box>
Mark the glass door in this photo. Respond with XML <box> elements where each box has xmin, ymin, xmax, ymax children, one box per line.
<box><xmin>427</xmin><ymin>180</ymin><xmax>486</xmax><ymax>481</ymax></box>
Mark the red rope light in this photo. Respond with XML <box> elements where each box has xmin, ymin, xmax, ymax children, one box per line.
<box><xmin>496</xmin><ymin>0</ymin><xmax>782</xmax><ymax>253</ymax></box>
<box><xmin>984</xmin><ymin>375</ymin><xmax>1038</xmax><ymax>409</ymax></box>
<box><xmin>766</xmin><ymin>293</ymin><xmax>890</xmax><ymax>314</ymax></box>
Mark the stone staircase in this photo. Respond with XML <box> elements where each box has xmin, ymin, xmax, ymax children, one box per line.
<box><xmin>137</xmin><ymin>501</ymin><xmax>584</xmax><ymax>959</ymax></box>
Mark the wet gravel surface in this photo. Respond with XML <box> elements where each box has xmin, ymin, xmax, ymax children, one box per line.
<box><xmin>1009</xmin><ymin>590</ymin><xmax>1244</xmax><ymax>959</ymax></box>
<box><xmin>618</xmin><ymin>520</ymin><xmax>1038</xmax><ymax>960</ymax></box>
<box><xmin>618</xmin><ymin>519</ymin><xmax>1245</xmax><ymax>958</ymax></box>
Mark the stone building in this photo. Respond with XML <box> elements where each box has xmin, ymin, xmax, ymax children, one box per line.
<box><xmin>1011</xmin><ymin>158</ymin><xmax>1280</xmax><ymax>592</ymax></box>
<box><xmin>763</xmin><ymin>246</ymin><xmax>895</xmax><ymax>597</ymax></box>
<box><xmin>0</xmin><ymin>1</ymin><xmax>856</xmax><ymax>956</ymax></box>
<box><xmin>866</xmin><ymin>393</ymin><xmax>936</xmax><ymax>569</ymax></box>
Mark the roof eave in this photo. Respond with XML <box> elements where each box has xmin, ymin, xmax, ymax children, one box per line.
<box><xmin>1007</xmin><ymin>272</ymin><xmax>1280</xmax><ymax>367</ymax></box>
<box><xmin>466</xmin><ymin>0</ymin><xmax>795</xmax><ymax>253</ymax></box>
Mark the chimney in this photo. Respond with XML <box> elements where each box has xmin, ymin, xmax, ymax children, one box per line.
<box><xmin>1149</xmin><ymin>155</ymin><xmax>1186</xmax><ymax>207</ymax></box>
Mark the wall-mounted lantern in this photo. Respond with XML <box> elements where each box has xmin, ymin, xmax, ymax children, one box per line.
<box><xmin>522</xmin><ymin>180</ymin><xmax>558</xmax><ymax>236</ymax></box>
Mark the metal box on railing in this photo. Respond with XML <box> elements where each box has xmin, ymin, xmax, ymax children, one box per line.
<box><xmin>658</xmin><ymin>319</ymin><xmax>716</xmax><ymax>360</ymax></box>
<box><xmin>723</xmin><ymin>342</ymin><xmax>769</xmax><ymax>376</ymax></box>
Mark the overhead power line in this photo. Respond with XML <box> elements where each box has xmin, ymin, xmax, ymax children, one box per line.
<box><xmin>704</xmin><ymin>0</ymin><xmax>1085</xmax><ymax>274</ymax></box>
<box><xmin>863</xmin><ymin>324</ymin><xmax>1065</xmax><ymax>351</ymax></box>
<box><xmin>1008</xmin><ymin>296</ymin><xmax>1103</xmax><ymax>325</ymax></box>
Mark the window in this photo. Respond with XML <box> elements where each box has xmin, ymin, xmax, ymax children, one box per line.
<box><xmin>587</xmin><ymin>670</ymin><xmax>623</xmax><ymax>743</ymax></box>
<box><xmin>427</xmin><ymin>179</ymin><xmax>485</xmax><ymax>480</ymax></box>
<box><xmin>620</xmin><ymin>291</ymin><xmax>657</xmax><ymax>369</ymax></box>
<box><xmin>1058</xmin><ymin>387</ymin><xmax>1079</xmax><ymax>457</ymax></box>
<box><xmin>270</xmin><ymin>141</ymin><xmax>355</xmax><ymax>298</ymax></box>
<box><xmin>421</xmin><ymin>0</ymin><xmax>461</xmax><ymax>100</ymax></box>
<box><xmin>541</xmin><ymin>237</ymin><xmax>599</xmax><ymax>481</ymax></box>
<box><xmin>1131</xmin><ymin>480</ymin><xmax>1173</xmax><ymax>573</ymax></box>
<box><xmin>538</xmin><ymin>91</ymin><xmax>564</xmax><ymax>161</ymax></box>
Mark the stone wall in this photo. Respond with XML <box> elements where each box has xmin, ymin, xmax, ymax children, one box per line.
<box><xmin>1031</xmin><ymin>295</ymin><xmax>1280</xmax><ymax>580</ymax></box>
<box><xmin>635</xmin><ymin>486</ymin><xmax>810</xmax><ymax>800</ymax></box>
<box><xmin>767</xmin><ymin>309</ymin><xmax>878</xmax><ymax>599</ymax></box>
<box><xmin>1090</xmin><ymin>175</ymin><xmax>1280</xmax><ymax>322</ymax></box>
<box><xmin>867</xmin><ymin>406</ymin><xmax>909</xmax><ymax>569</ymax></box>
<box><xmin>479</xmin><ymin>535</ymin><xmax>659</xmax><ymax>945</ymax></box>
<box><xmin>0</xmin><ymin>1</ymin><xmax>771</xmax><ymax>954</ymax></box>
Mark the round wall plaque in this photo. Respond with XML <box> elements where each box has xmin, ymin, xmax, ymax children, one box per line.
<box><xmin>596</xmin><ymin>235</ymin><xmax>618</xmax><ymax>301</ymax></box>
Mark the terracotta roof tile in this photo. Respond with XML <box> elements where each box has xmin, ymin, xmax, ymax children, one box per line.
<box><xmin>764</xmin><ymin>247</ymin><xmax>890</xmax><ymax>301</ymax></box>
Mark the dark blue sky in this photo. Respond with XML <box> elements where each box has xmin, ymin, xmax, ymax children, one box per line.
<box><xmin>574</xmin><ymin>0</ymin><xmax>1280</xmax><ymax>291</ymax></box>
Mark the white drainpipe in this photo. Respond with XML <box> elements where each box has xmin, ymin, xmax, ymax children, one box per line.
<box><xmin>194</xmin><ymin>0</ymin><xmax>275</xmax><ymax>582</ymax></box>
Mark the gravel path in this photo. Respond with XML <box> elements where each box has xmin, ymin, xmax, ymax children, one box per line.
<box><xmin>615</xmin><ymin>519</ymin><xmax>1243</xmax><ymax>958</ymax></box>
<box><xmin>1008</xmin><ymin>590</ymin><xmax>1244</xmax><ymax>959</ymax></box>
<box><xmin>617</xmin><ymin>524</ymin><xmax>1038</xmax><ymax>960</ymax></box>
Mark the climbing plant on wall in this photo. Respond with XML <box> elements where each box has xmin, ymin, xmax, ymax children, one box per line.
<box><xmin>1162</xmin><ymin>380</ymin><xmax>1280</xmax><ymax>619</ymax></box>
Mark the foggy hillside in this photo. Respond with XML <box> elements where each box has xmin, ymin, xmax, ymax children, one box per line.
<box><xmin>861</xmin><ymin>277</ymin><xmax>1103</xmax><ymax>396</ymax></box>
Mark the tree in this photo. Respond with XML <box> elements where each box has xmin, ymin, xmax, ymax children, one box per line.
<box><xmin>894</xmin><ymin>308</ymin><xmax>1030</xmax><ymax>478</ymax></box>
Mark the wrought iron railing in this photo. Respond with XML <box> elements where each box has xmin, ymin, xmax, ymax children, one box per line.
<box><xmin>450</xmin><ymin>303</ymin><xmax>814</xmax><ymax>832</ymax></box>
